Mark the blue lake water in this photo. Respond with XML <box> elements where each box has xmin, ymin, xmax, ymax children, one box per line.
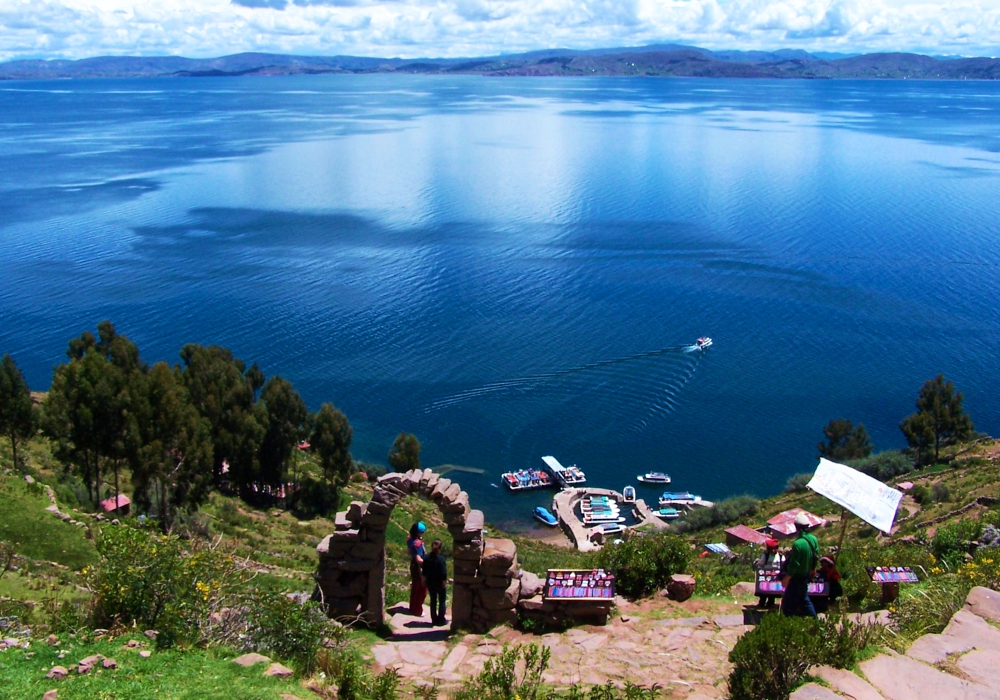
<box><xmin>2</xmin><ymin>76</ymin><xmax>999</xmax><ymax>530</ymax></box>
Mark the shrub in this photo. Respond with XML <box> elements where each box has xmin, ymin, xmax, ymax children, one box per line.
<box><xmin>784</xmin><ymin>473</ymin><xmax>812</xmax><ymax>493</ymax></box>
<box><xmin>958</xmin><ymin>548</ymin><xmax>1000</xmax><ymax>591</ymax></box>
<box><xmin>932</xmin><ymin>519</ymin><xmax>981</xmax><ymax>569</ymax></box>
<box><xmin>931</xmin><ymin>482</ymin><xmax>951</xmax><ymax>503</ymax></box>
<box><xmin>286</xmin><ymin>477</ymin><xmax>339</xmax><ymax>519</ymax></box>
<box><xmin>318</xmin><ymin>649</ymin><xmax>402</xmax><ymax>700</ymax></box>
<box><xmin>910</xmin><ymin>484</ymin><xmax>931</xmax><ymax>506</ymax></box>
<box><xmin>887</xmin><ymin>576</ymin><xmax>969</xmax><ymax>648</ymax></box>
<box><xmin>233</xmin><ymin>589</ymin><xmax>331</xmax><ymax>673</ymax></box>
<box><xmin>593</xmin><ymin>531</ymin><xmax>690</xmax><ymax>598</ymax></box>
<box><xmin>566</xmin><ymin>682</ymin><xmax>662</xmax><ymax>700</ymax></box>
<box><xmin>848</xmin><ymin>451</ymin><xmax>914</xmax><ymax>481</ymax></box>
<box><xmin>453</xmin><ymin>643</ymin><xmax>551</xmax><ymax>700</ymax></box>
<box><xmin>728</xmin><ymin>614</ymin><xmax>821</xmax><ymax>700</ymax></box>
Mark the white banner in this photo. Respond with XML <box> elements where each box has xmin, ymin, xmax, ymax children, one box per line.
<box><xmin>806</xmin><ymin>458</ymin><xmax>903</xmax><ymax>533</ymax></box>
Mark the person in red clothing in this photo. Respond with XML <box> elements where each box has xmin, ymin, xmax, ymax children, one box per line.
<box><xmin>814</xmin><ymin>555</ymin><xmax>843</xmax><ymax>613</ymax></box>
<box><xmin>407</xmin><ymin>522</ymin><xmax>427</xmax><ymax>616</ymax></box>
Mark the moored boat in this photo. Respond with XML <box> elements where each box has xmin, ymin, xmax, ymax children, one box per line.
<box><xmin>541</xmin><ymin>455</ymin><xmax>587</xmax><ymax>487</ymax></box>
<box><xmin>592</xmin><ymin>523</ymin><xmax>626</xmax><ymax>535</ymax></box>
<box><xmin>656</xmin><ymin>507</ymin><xmax>681</xmax><ymax>519</ymax></box>
<box><xmin>637</xmin><ymin>472</ymin><xmax>672</xmax><ymax>484</ymax></box>
<box><xmin>533</xmin><ymin>506</ymin><xmax>559</xmax><ymax>527</ymax></box>
<box><xmin>584</xmin><ymin>514</ymin><xmax>627</xmax><ymax>524</ymax></box>
<box><xmin>622</xmin><ymin>486</ymin><xmax>636</xmax><ymax>503</ymax></box>
<box><xmin>501</xmin><ymin>468</ymin><xmax>553</xmax><ymax>491</ymax></box>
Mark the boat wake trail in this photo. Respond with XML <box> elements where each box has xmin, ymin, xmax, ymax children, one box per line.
<box><xmin>427</xmin><ymin>343</ymin><xmax>708</xmax><ymax>436</ymax></box>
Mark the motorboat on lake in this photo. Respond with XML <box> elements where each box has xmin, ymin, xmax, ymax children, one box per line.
<box><xmin>541</xmin><ymin>455</ymin><xmax>586</xmax><ymax>487</ymax></box>
<box><xmin>658</xmin><ymin>491</ymin><xmax>703</xmax><ymax>508</ymax></box>
<box><xmin>501</xmin><ymin>468</ymin><xmax>553</xmax><ymax>491</ymax></box>
<box><xmin>533</xmin><ymin>506</ymin><xmax>559</xmax><ymax>527</ymax></box>
<box><xmin>622</xmin><ymin>486</ymin><xmax>636</xmax><ymax>503</ymax></box>
<box><xmin>637</xmin><ymin>472</ymin><xmax>672</xmax><ymax>485</ymax></box>
<box><xmin>696</xmin><ymin>337</ymin><xmax>713</xmax><ymax>349</ymax></box>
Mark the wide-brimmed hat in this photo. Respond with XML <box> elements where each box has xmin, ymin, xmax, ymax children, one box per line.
<box><xmin>794</xmin><ymin>513</ymin><xmax>811</xmax><ymax>527</ymax></box>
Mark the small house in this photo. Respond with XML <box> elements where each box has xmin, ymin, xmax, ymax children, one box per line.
<box><xmin>100</xmin><ymin>494</ymin><xmax>131</xmax><ymax>516</ymax></box>
<box><xmin>724</xmin><ymin>524</ymin><xmax>772</xmax><ymax>548</ymax></box>
<box><xmin>766</xmin><ymin>508</ymin><xmax>826</xmax><ymax>539</ymax></box>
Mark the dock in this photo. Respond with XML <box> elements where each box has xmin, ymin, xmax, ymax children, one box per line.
<box><xmin>551</xmin><ymin>487</ymin><xmax>667</xmax><ymax>552</ymax></box>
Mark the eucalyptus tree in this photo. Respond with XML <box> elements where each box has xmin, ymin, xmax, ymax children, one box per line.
<box><xmin>0</xmin><ymin>354</ymin><xmax>36</xmax><ymax>474</ymax></box>
<box><xmin>43</xmin><ymin>322</ymin><xmax>142</xmax><ymax>506</ymax></box>
<box><xmin>128</xmin><ymin>362</ymin><xmax>214</xmax><ymax>531</ymax></box>
<box><xmin>258</xmin><ymin>376</ymin><xmax>308</xmax><ymax>493</ymax></box>
<box><xmin>388</xmin><ymin>432</ymin><xmax>421</xmax><ymax>473</ymax></box>
<box><xmin>817</xmin><ymin>418</ymin><xmax>873</xmax><ymax>461</ymax></box>
<box><xmin>311</xmin><ymin>402</ymin><xmax>354</xmax><ymax>488</ymax></box>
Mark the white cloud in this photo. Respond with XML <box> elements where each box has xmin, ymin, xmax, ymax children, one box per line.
<box><xmin>0</xmin><ymin>0</ymin><xmax>999</xmax><ymax>61</ymax></box>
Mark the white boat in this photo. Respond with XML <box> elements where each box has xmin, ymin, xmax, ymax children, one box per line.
<box><xmin>582</xmin><ymin>506</ymin><xmax>620</xmax><ymax>516</ymax></box>
<box><xmin>622</xmin><ymin>486</ymin><xmax>636</xmax><ymax>503</ymax></box>
<box><xmin>501</xmin><ymin>468</ymin><xmax>554</xmax><ymax>491</ymax></box>
<box><xmin>696</xmin><ymin>337</ymin><xmax>713</xmax><ymax>350</ymax></box>
<box><xmin>593</xmin><ymin>523</ymin><xmax>626</xmax><ymax>535</ymax></box>
<box><xmin>584</xmin><ymin>515</ymin><xmax>627</xmax><ymax>525</ymax></box>
<box><xmin>541</xmin><ymin>455</ymin><xmax>587</xmax><ymax>487</ymax></box>
<box><xmin>637</xmin><ymin>472</ymin><xmax>672</xmax><ymax>485</ymax></box>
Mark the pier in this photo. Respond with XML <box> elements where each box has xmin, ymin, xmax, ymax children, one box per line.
<box><xmin>551</xmin><ymin>487</ymin><xmax>667</xmax><ymax>552</ymax></box>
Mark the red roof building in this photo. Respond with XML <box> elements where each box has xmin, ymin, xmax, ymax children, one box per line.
<box><xmin>724</xmin><ymin>524</ymin><xmax>772</xmax><ymax>548</ymax></box>
<box><xmin>100</xmin><ymin>494</ymin><xmax>131</xmax><ymax>514</ymax></box>
<box><xmin>766</xmin><ymin>508</ymin><xmax>826</xmax><ymax>538</ymax></box>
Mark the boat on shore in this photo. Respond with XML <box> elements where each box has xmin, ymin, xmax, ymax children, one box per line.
<box><xmin>637</xmin><ymin>472</ymin><xmax>672</xmax><ymax>485</ymax></box>
<box><xmin>696</xmin><ymin>337</ymin><xmax>713</xmax><ymax>349</ymax></box>
<box><xmin>533</xmin><ymin>506</ymin><xmax>559</xmax><ymax>527</ymax></box>
<box><xmin>501</xmin><ymin>468</ymin><xmax>553</xmax><ymax>491</ymax></box>
<box><xmin>541</xmin><ymin>455</ymin><xmax>586</xmax><ymax>487</ymax></box>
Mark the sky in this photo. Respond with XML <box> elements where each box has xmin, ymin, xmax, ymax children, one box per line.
<box><xmin>1</xmin><ymin>0</ymin><xmax>998</xmax><ymax>62</ymax></box>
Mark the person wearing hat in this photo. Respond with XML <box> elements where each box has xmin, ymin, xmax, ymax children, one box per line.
<box><xmin>756</xmin><ymin>539</ymin><xmax>785</xmax><ymax>608</ymax></box>
<box><xmin>813</xmin><ymin>556</ymin><xmax>843</xmax><ymax>613</ymax></box>
<box><xmin>407</xmin><ymin>522</ymin><xmax>428</xmax><ymax>616</ymax></box>
<box><xmin>781</xmin><ymin>512</ymin><xmax>819</xmax><ymax>618</ymax></box>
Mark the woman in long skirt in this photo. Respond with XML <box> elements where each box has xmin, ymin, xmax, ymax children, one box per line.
<box><xmin>407</xmin><ymin>522</ymin><xmax>427</xmax><ymax>616</ymax></box>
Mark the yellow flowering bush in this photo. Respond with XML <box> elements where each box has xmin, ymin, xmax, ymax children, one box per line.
<box><xmin>958</xmin><ymin>551</ymin><xmax>1000</xmax><ymax>590</ymax></box>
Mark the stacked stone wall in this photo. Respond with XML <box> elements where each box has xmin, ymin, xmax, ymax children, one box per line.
<box><xmin>315</xmin><ymin>469</ymin><xmax>518</xmax><ymax>633</ymax></box>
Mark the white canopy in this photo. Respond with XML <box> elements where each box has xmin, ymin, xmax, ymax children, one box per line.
<box><xmin>806</xmin><ymin>458</ymin><xmax>903</xmax><ymax>534</ymax></box>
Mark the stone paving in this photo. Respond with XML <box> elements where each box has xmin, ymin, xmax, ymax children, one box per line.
<box><xmin>791</xmin><ymin>586</ymin><xmax>1000</xmax><ymax>700</ymax></box>
<box><xmin>370</xmin><ymin>596</ymin><xmax>753</xmax><ymax>697</ymax></box>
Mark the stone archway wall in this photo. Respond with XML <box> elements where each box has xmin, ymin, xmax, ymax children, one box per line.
<box><xmin>315</xmin><ymin>469</ymin><xmax>520</xmax><ymax>633</ymax></box>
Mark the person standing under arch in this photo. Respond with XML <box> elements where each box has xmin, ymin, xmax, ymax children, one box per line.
<box><xmin>422</xmin><ymin>539</ymin><xmax>449</xmax><ymax>626</ymax></box>
<box><xmin>407</xmin><ymin>522</ymin><xmax>427</xmax><ymax>616</ymax></box>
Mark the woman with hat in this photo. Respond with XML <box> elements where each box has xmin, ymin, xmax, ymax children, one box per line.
<box><xmin>756</xmin><ymin>539</ymin><xmax>785</xmax><ymax>608</ymax></box>
<box><xmin>407</xmin><ymin>522</ymin><xmax>428</xmax><ymax>616</ymax></box>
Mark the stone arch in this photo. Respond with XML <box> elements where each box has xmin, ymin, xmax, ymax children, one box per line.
<box><xmin>315</xmin><ymin>469</ymin><xmax>520</xmax><ymax>633</ymax></box>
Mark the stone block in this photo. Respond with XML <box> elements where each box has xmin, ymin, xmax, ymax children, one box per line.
<box><xmin>366</xmin><ymin>500</ymin><xmax>392</xmax><ymax>516</ymax></box>
<box><xmin>371</xmin><ymin>487</ymin><xmax>401</xmax><ymax>507</ymax></box>
<box><xmin>441</xmin><ymin>482</ymin><xmax>462</xmax><ymax>504</ymax></box>
<box><xmin>406</xmin><ymin>469</ymin><xmax>423</xmax><ymax>490</ymax></box>
<box><xmin>517</xmin><ymin>595</ymin><xmax>551</xmax><ymax>613</ymax></box>
<box><xmin>485</xmin><ymin>608</ymin><xmax>519</xmax><ymax>626</ymax></box>
<box><xmin>519</xmin><ymin>571</ymin><xmax>544</xmax><ymax>599</ymax></box>
<box><xmin>452</xmin><ymin>584</ymin><xmax>474</xmax><ymax>629</ymax></box>
<box><xmin>340</xmin><ymin>557</ymin><xmax>378</xmax><ymax>571</ymax></box>
<box><xmin>966</xmin><ymin>586</ymin><xmax>1000</xmax><ymax>623</ymax></box>
<box><xmin>361</xmin><ymin>511</ymin><xmax>391</xmax><ymax>527</ymax></box>
<box><xmin>478</xmin><ymin>578</ymin><xmax>519</xmax><ymax>610</ymax></box>
<box><xmin>316</xmin><ymin>535</ymin><xmax>334</xmax><ymax>556</ymax></box>
<box><xmin>334</xmin><ymin>512</ymin><xmax>353</xmax><ymax>531</ymax></box>
<box><xmin>327</xmin><ymin>597</ymin><xmax>364</xmax><ymax>617</ymax></box>
<box><xmin>730</xmin><ymin>581</ymin><xmax>756</xmax><ymax>597</ymax></box>
<box><xmin>443</xmin><ymin>511</ymin><xmax>467</xmax><ymax>526</ymax></box>
<box><xmin>430</xmin><ymin>478</ymin><xmax>452</xmax><ymax>500</ymax></box>
<box><xmin>377</xmin><ymin>472</ymin><xmax>404</xmax><ymax>485</ymax></box>
<box><xmin>361</xmin><ymin>527</ymin><xmax>385</xmax><ymax>545</ymax></box>
<box><xmin>425</xmin><ymin>473</ymin><xmax>440</xmax><ymax>491</ymax></box>
<box><xmin>331</xmin><ymin>528</ymin><xmax>360</xmax><ymax>542</ymax></box>
<box><xmin>347</xmin><ymin>501</ymin><xmax>367</xmax><ymax>522</ymax></box>
<box><xmin>454</xmin><ymin>574</ymin><xmax>487</xmax><ymax>585</ymax></box>
<box><xmin>419</xmin><ymin>468</ymin><xmax>435</xmax><ymax>488</ymax></box>
<box><xmin>789</xmin><ymin>683</ymin><xmax>843</xmax><ymax>700</ymax></box>
<box><xmin>943</xmin><ymin>609</ymin><xmax>1000</xmax><ymax>651</ymax></box>
<box><xmin>453</xmin><ymin>540</ymin><xmax>483</xmax><ymax>561</ymax></box>
<box><xmin>486</xmin><ymin>576</ymin><xmax>511</xmax><ymax>588</ymax></box>
<box><xmin>444</xmin><ymin>491</ymin><xmax>470</xmax><ymax>514</ymax></box>
<box><xmin>351</xmin><ymin>542</ymin><xmax>383</xmax><ymax>559</ymax></box>
<box><xmin>455</xmin><ymin>558</ymin><xmax>480</xmax><ymax>576</ymax></box>
<box><xmin>366</xmin><ymin>560</ymin><xmax>385</xmax><ymax>626</ymax></box>
<box><xmin>481</xmin><ymin>538</ymin><xmax>517</xmax><ymax>575</ymax></box>
<box><xmin>451</xmin><ymin>510</ymin><xmax>485</xmax><ymax>542</ymax></box>
<box><xmin>666</xmin><ymin>574</ymin><xmax>697</xmax><ymax>602</ymax></box>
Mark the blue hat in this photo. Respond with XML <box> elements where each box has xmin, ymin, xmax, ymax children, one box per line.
<box><xmin>416</xmin><ymin>522</ymin><xmax>426</xmax><ymax>534</ymax></box>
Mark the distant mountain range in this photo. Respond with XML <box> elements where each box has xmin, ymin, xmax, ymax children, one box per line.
<box><xmin>2</xmin><ymin>44</ymin><xmax>999</xmax><ymax>81</ymax></box>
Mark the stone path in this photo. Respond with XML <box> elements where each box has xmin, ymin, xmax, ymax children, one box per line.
<box><xmin>791</xmin><ymin>586</ymin><xmax>1000</xmax><ymax>700</ymax></box>
<box><xmin>369</xmin><ymin>596</ymin><xmax>755</xmax><ymax>696</ymax></box>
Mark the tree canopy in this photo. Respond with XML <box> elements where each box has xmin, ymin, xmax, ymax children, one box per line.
<box><xmin>388</xmin><ymin>432</ymin><xmax>421</xmax><ymax>473</ymax></box>
<box><xmin>311</xmin><ymin>403</ymin><xmax>353</xmax><ymax>487</ymax></box>
<box><xmin>817</xmin><ymin>418</ymin><xmax>873</xmax><ymax>461</ymax></box>
<box><xmin>900</xmin><ymin>375</ymin><xmax>974</xmax><ymax>464</ymax></box>
<box><xmin>0</xmin><ymin>354</ymin><xmax>37</xmax><ymax>474</ymax></box>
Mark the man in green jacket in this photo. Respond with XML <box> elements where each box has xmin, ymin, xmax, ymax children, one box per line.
<box><xmin>781</xmin><ymin>513</ymin><xmax>819</xmax><ymax>618</ymax></box>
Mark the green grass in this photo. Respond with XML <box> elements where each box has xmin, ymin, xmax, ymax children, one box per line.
<box><xmin>0</xmin><ymin>472</ymin><xmax>96</xmax><ymax>570</ymax></box>
<box><xmin>0</xmin><ymin>633</ymin><xmax>309</xmax><ymax>699</ymax></box>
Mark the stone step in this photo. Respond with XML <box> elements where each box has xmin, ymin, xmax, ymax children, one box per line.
<box><xmin>860</xmin><ymin>653</ymin><xmax>1000</xmax><ymax>700</ymax></box>
<box><xmin>957</xmin><ymin>649</ymin><xmax>1000</xmax><ymax>690</ymax></box>
<box><xmin>965</xmin><ymin>588</ymin><xmax>1000</xmax><ymax>624</ymax></box>
<box><xmin>812</xmin><ymin>665</ymin><xmax>886</xmax><ymax>700</ymax></box>
<box><xmin>942</xmin><ymin>610</ymin><xmax>1000</xmax><ymax>653</ymax></box>
<box><xmin>790</xmin><ymin>683</ymin><xmax>845</xmax><ymax>700</ymax></box>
